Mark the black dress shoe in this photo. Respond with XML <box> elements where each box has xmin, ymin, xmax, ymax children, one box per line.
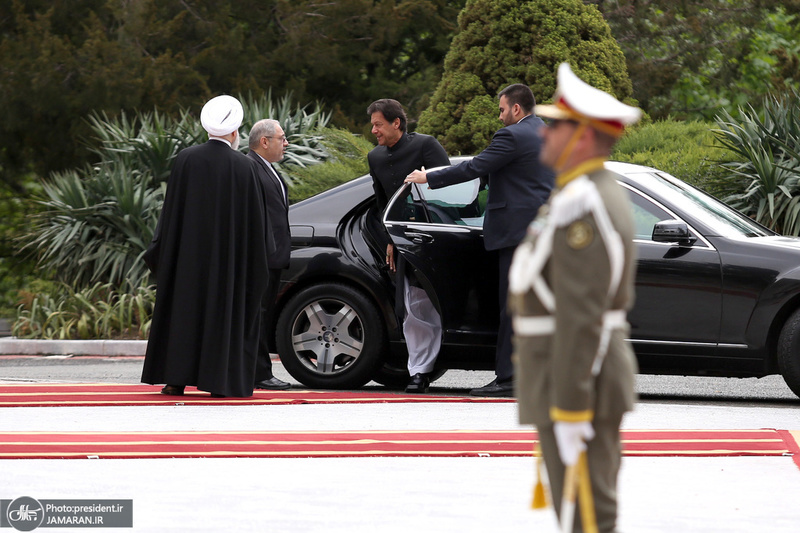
<box><xmin>161</xmin><ymin>385</ymin><xmax>185</xmax><ymax>396</ymax></box>
<box><xmin>405</xmin><ymin>373</ymin><xmax>431</xmax><ymax>393</ymax></box>
<box><xmin>210</xmin><ymin>393</ymin><xmax>226</xmax><ymax>398</ymax></box>
<box><xmin>469</xmin><ymin>378</ymin><xmax>513</xmax><ymax>397</ymax></box>
<box><xmin>254</xmin><ymin>377</ymin><xmax>291</xmax><ymax>390</ymax></box>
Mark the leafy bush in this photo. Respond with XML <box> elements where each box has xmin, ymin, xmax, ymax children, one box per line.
<box><xmin>21</xmin><ymin>93</ymin><xmax>333</xmax><ymax>294</ymax></box>
<box><xmin>418</xmin><ymin>0</ymin><xmax>633</xmax><ymax>155</ymax></box>
<box><xmin>286</xmin><ymin>128</ymin><xmax>373</xmax><ymax>203</ymax></box>
<box><xmin>85</xmin><ymin>110</ymin><xmax>205</xmax><ymax>186</ymax></box>
<box><xmin>712</xmin><ymin>89</ymin><xmax>800</xmax><ymax>234</ymax></box>
<box><xmin>13</xmin><ymin>282</ymin><xmax>155</xmax><ymax>340</ymax></box>
<box><xmin>25</xmin><ymin>164</ymin><xmax>163</xmax><ymax>292</ymax></box>
<box><xmin>612</xmin><ymin>120</ymin><xmax>733</xmax><ymax>193</ymax></box>
<box><xmin>14</xmin><ymin>93</ymin><xmax>345</xmax><ymax>338</ymax></box>
<box><xmin>240</xmin><ymin>91</ymin><xmax>332</xmax><ymax>173</ymax></box>
<box><xmin>0</xmin><ymin>182</ymin><xmax>41</xmax><ymax>317</ymax></box>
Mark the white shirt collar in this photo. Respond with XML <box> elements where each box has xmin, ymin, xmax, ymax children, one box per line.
<box><xmin>208</xmin><ymin>136</ymin><xmax>232</xmax><ymax>147</ymax></box>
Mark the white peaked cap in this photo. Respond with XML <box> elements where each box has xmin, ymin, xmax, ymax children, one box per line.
<box><xmin>200</xmin><ymin>95</ymin><xmax>244</xmax><ymax>137</ymax></box>
<box><xmin>535</xmin><ymin>63</ymin><xmax>641</xmax><ymax>137</ymax></box>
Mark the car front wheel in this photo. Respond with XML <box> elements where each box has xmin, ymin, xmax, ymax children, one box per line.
<box><xmin>777</xmin><ymin>308</ymin><xmax>800</xmax><ymax>398</ymax></box>
<box><xmin>276</xmin><ymin>283</ymin><xmax>387</xmax><ymax>389</ymax></box>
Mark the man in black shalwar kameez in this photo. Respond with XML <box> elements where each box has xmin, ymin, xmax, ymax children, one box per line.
<box><xmin>142</xmin><ymin>95</ymin><xmax>269</xmax><ymax>398</ymax></box>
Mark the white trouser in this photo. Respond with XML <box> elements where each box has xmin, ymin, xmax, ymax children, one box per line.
<box><xmin>403</xmin><ymin>283</ymin><xmax>442</xmax><ymax>375</ymax></box>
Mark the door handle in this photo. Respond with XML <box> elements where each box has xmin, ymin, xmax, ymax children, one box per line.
<box><xmin>404</xmin><ymin>231</ymin><xmax>434</xmax><ymax>244</ymax></box>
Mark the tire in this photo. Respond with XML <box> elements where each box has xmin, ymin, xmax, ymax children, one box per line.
<box><xmin>276</xmin><ymin>283</ymin><xmax>387</xmax><ymax>389</ymax></box>
<box><xmin>777</xmin><ymin>308</ymin><xmax>800</xmax><ymax>399</ymax></box>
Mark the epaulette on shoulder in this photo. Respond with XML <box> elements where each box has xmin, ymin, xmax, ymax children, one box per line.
<box><xmin>549</xmin><ymin>175</ymin><xmax>603</xmax><ymax>228</ymax></box>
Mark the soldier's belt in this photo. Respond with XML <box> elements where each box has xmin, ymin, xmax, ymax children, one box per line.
<box><xmin>513</xmin><ymin>316</ymin><xmax>556</xmax><ymax>336</ymax></box>
<box><xmin>512</xmin><ymin>310</ymin><xmax>627</xmax><ymax>338</ymax></box>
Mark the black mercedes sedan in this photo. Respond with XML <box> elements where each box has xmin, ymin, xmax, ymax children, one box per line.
<box><xmin>270</xmin><ymin>158</ymin><xmax>800</xmax><ymax>399</ymax></box>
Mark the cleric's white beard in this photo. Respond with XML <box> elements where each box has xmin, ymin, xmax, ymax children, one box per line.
<box><xmin>231</xmin><ymin>133</ymin><xmax>240</xmax><ymax>151</ymax></box>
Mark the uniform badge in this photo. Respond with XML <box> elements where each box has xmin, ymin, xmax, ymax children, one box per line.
<box><xmin>566</xmin><ymin>221</ymin><xmax>593</xmax><ymax>249</ymax></box>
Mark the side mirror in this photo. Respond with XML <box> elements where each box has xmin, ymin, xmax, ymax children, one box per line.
<box><xmin>652</xmin><ymin>220</ymin><xmax>696</xmax><ymax>246</ymax></box>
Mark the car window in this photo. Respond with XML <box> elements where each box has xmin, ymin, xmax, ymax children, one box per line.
<box><xmin>626</xmin><ymin>188</ymin><xmax>673</xmax><ymax>240</ymax></box>
<box><xmin>385</xmin><ymin>184</ymin><xmax>430</xmax><ymax>224</ymax></box>
<box><xmin>623</xmin><ymin>185</ymin><xmax>710</xmax><ymax>247</ymax></box>
<box><xmin>633</xmin><ymin>171</ymin><xmax>772</xmax><ymax>238</ymax></box>
<box><xmin>385</xmin><ymin>179</ymin><xmax>488</xmax><ymax>227</ymax></box>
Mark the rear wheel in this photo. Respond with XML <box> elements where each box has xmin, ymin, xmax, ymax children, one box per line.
<box><xmin>776</xmin><ymin>308</ymin><xmax>800</xmax><ymax>398</ymax></box>
<box><xmin>276</xmin><ymin>283</ymin><xmax>386</xmax><ymax>389</ymax></box>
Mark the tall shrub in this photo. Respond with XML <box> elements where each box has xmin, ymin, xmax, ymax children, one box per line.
<box><xmin>417</xmin><ymin>0</ymin><xmax>633</xmax><ymax>154</ymax></box>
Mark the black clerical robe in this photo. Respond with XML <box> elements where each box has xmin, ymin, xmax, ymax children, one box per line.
<box><xmin>142</xmin><ymin>140</ymin><xmax>269</xmax><ymax>397</ymax></box>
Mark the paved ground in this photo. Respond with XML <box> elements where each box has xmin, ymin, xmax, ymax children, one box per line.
<box><xmin>2</xmin><ymin>388</ymin><xmax>799</xmax><ymax>531</ymax></box>
<box><xmin>1</xmin><ymin>342</ymin><xmax>799</xmax><ymax>532</ymax></box>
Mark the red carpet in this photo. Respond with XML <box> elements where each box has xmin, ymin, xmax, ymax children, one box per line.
<box><xmin>0</xmin><ymin>383</ymin><xmax>514</xmax><ymax>407</ymax></box>
<box><xmin>0</xmin><ymin>429</ymin><xmax>796</xmax><ymax>460</ymax></box>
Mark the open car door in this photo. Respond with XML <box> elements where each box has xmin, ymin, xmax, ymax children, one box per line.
<box><xmin>383</xmin><ymin>176</ymin><xmax>499</xmax><ymax>347</ymax></box>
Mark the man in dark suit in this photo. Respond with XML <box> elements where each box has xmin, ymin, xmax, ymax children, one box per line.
<box><xmin>367</xmin><ymin>99</ymin><xmax>450</xmax><ymax>393</ymax></box>
<box><xmin>406</xmin><ymin>84</ymin><xmax>554</xmax><ymax>396</ymax></box>
<box><xmin>247</xmin><ymin>119</ymin><xmax>293</xmax><ymax>390</ymax></box>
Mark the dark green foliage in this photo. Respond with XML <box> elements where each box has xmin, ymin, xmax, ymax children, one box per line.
<box><xmin>0</xmin><ymin>0</ymin><xmax>211</xmax><ymax>186</ymax></box>
<box><xmin>418</xmin><ymin>0</ymin><xmax>633</xmax><ymax>154</ymax></box>
<box><xmin>287</xmin><ymin>129</ymin><xmax>373</xmax><ymax>203</ymax></box>
<box><xmin>267</xmin><ymin>0</ymin><xmax>465</xmax><ymax>134</ymax></box>
<box><xmin>20</xmin><ymin>94</ymin><xmax>333</xmax><ymax>294</ymax></box>
<box><xmin>0</xmin><ymin>183</ymin><xmax>41</xmax><ymax>317</ymax></box>
<box><xmin>711</xmin><ymin>89</ymin><xmax>800</xmax><ymax>234</ymax></box>
<box><xmin>598</xmin><ymin>1</ymin><xmax>800</xmax><ymax>121</ymax></box>
<box><xmin>612</xmin><ymin>121</ymin><xmax>732</xmax><ymax>193</ymax></box>
<box><xmin>0</xmin><ymin>0</ymin><xmax>464</xmax><ymax>189</ymax></box>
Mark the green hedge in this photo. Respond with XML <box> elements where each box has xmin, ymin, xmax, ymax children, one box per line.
<box><xmin>286</xmin><ymin>128</ymin><xmax>373</xmax><ymax>203</ymax></box>
<box><xmin>612</xmin><ymin>120</ymin><xmax>735</xmax><ymax>196</ymax></box>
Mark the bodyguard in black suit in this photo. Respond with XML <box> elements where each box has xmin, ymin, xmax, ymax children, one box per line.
<box><xmin>247</xmin><ymin>119</ymin><xmax>293</xmax><ymax>390</ymax></box>
<box><xmin>406</xmin><ymin>84</ymin><xmax>554</xmax><ymax>396</ymax></box>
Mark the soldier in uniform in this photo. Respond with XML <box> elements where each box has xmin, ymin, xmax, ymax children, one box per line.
<box><xmin>508</xmin><ymin>63</ymin><xmax>642</xmax><ymax>533</ymax></box>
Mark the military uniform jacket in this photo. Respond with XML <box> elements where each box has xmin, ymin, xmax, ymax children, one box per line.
<box><xmin>509</xmin><ymin>159</ymin><xmax>638</xmax><ymax>426</ymax></box>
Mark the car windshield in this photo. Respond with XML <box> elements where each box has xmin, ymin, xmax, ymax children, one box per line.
<box><xmin>631</xmin><ymin>171</ymin><xmax>772</xmax><ymax>238</ymax></box>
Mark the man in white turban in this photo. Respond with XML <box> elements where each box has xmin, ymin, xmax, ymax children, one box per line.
<box><xmin>201</xmin><ymin>94</ymin><xmax>245</xmax><ymax>149</ymax></box>
<box><xmin>142</xmin><ymin>95</ymin><xmax>271</xmax><ymax>398</ymax></box>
